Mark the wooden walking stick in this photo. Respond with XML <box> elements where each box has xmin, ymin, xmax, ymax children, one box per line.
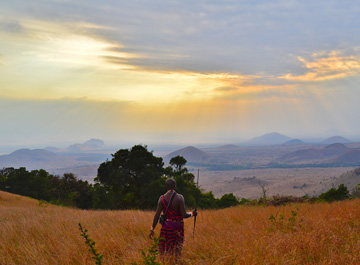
<box><xmin>193</xmin><ymin>169</ymin><xmax>199</xmax><ymax>239</ymax></box>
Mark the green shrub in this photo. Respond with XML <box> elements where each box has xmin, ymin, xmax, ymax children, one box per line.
<box><xmin>318</xmin><ymin>184</ymin><xmax>350</xmax><ymax>202</ymax></box>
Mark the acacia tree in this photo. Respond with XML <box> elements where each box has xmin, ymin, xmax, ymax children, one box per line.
<box><xmin>169</xmin><ymin>156</ymin><xmax>187</xmax><ymax>174</ymax></box>
<box><xmin>95</xmin><ymin>145</ymin><xmax>164</xmax><ymax>209</ymax></box>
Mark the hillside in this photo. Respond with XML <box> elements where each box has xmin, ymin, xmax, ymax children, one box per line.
<box><xmin>280</xmin><ymin>143</ymin><xmax>350</xmax><ymax>163</ymax></box>
<box><xmin>67</xmin><ymin>138</ymin><xmax>105</xmax><ymax>152</ymax></box>
<box><xmin>2</xmin><ymin>190</ymin><xmax>360</xmax><ymax>264</ymax></box>
<box><xmin>0</xmin><ymin>148</ymin><xmax>100</xmax><ymax>180</ymax></box>
<box><xmin>332</xmin><ymin>149</ymin><xmax>360</xmax><ymax>164</ymax></box>
<box><xmin>0</xmin><ymin>149</ymin><xmax>67</xmax><ymax>169</ymax></box>
<box><xmin>216</xmin><ymin>144</ymin><xmax>241</xmax><ymax>149</ymax></box>
<box><xmin>322</xmin><ymin>136</ymin><xmax>351</xmax><ymax>144</ymax></box>
<box><xmin>249</xmin><ymin>132</ymin><xmax>292</xmax><ymax>146</ymax></box>
<box><xmin>330</xmin><ymin>167</ymin><xmax>360</xmax><ymax>190</ymax></box>
<box><xmin>163</xmin><ymin>146</ymin><xmax>211</xmax><ymax>164</ymax></box>
<box><xmin>282</xmin><ymin>139</ymin><xmax>305</xmax><ymax>146</ymax></box>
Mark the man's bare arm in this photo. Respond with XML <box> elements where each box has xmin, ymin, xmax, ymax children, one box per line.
<box><xmin>179</xmin><ymin>195</ymin><xmax>193</xmax><ymax>219</ymax></box>
<box><xmin>152</xmin><ymin>196</ymin><xmax>163</xmax><ymax>229</ymax></box>
<box><xmin>149</xmin><ymin>196</ymin><xmax>163</xmax><ymax>239</ymax></box>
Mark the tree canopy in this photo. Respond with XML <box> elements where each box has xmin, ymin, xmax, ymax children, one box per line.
<box><xmin>95</xmin><ymin>145</ymin><xmax>164</xmax><ymax>209</ymax></box>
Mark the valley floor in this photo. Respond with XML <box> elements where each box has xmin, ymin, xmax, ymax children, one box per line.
<box><xmin>196</xmin><ymin>166</ymin><xmax>357</xmax><ymax>199</ymax></box>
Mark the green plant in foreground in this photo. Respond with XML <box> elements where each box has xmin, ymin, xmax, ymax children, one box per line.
<box><xmin>38</xmin><ymin>200</ymin><xmax>49</xmax><ymax>207</ymax></box>
<box><xmin>269</xmin><ymin>209</ymin><xmax>300</xmax><ymax>232</ymax></box>
<box><xmin>78</xmin><ymin>223</ymin><xmax>104</xmax><ymax>265</ymax></box>
<box><xmin>132</xmin><ymin>237</ymin><xmax>162</xmax><ymax>265</ymax></box>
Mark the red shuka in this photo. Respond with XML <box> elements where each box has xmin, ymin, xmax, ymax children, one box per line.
<box><xmin>159</xmin><ymin>194</ymin><xmax>184</xmax><ymax>256</ymax></box>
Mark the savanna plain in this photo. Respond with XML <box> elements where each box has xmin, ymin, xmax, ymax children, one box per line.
<box><xmin>2</xmin><ymin>190</ymin><xmax>360</xmax><ymax>264</ymax></box>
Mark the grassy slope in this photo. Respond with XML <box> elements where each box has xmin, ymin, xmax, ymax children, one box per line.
<box><xmin>1</xmin><ymin>190</ymin><xmax>360</xmax><ymax>264</ymax></box>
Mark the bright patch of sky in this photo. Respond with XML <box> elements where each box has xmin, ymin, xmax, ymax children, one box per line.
<box><xmin>1</xmin><ymin>0</ymin><xmax>360</xmax><ymax>147</ymax></box>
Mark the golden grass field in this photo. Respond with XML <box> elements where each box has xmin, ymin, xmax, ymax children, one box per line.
<box><xmin>2</xmin><ymin>190</ymin><xmax>360</xmax><ymax>264</ymax></box>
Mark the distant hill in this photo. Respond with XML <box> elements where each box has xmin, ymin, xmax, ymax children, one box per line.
<box><xmin>323</xmin><ymin>143</ymin><xmax>350</xmax><ymax>156</ymax></box>
<box><xmin>0</xmin><ymin>149</ymin><xmax>64</xmax><ymax>169</ymax></box>
<box><xmin>84</xmin><ymin>138</ymin><xmax>105</xmax><ymax>148</ymax></box>
<box><xmin>280</xmin><ymin>143</ymin><xmax>350</xmax><ymax>163</ymax></box>
<box><xmin>216</xmin><ymin>144</ymin><xmax>241</xmax><ymax>149</ymax></box>
<box><xmin>249</xmin><ymin>132</ymin><xmax>292</xmax><ymax>146</ymax></box>
<box><xmin>280</xmin><ymin>148</ymin><xmax>322</xmax><ymax>163</ymax></box>
<box><xmin>282</xmin><ymin>139</ymin><xmax>305</xmax><ymax>146</ymax></box>
<box><xmin>67</xmin><ymin>138</ymin><xmax>105</xmax><ymax>152</ymax></box>
<box><xmin>0</xmin><ymin>148</ymin><xmax>100</xmax><ymax>180</ymax></box>
<box><xmin>2</xmin><ymin>148</ymin><xmax>59</xmax><ymax>161</ymax></box>
<box><xmin>44</xmin><ymin>146</ymin><xmax>61</xmax><ymax>152</ymax></box>
<box><xmin>331</xmin><ymin>149</ymin><xmax>360</xmax><ymax>164</ymax></box>
<box><xmin>322</xmin><ymin>136</ymin><xmax>351</xmax><ymax>144</ymax></box>
<box><xmin>163</xmin><ymin>146</ymin><xmax>211</xmax><ymax>164</ymax></box>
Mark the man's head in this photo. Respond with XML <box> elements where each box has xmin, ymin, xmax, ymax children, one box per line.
<box><xmin>166</xmin><ymin>178</ymin><xmax>176</xmax><ymax>190</ymax></box>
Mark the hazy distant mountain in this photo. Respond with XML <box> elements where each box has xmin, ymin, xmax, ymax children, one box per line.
<box><xmin>44</xmin><ymin>146</ymin><xmax>61</xmax><ymax>152</ymax></box>
<box><xmin>322</xmin><ymin>136</ymin><xmax>351</xmax><ymax>144</ymax></box>
<box><xmin>331</xmin><ymin>149</ymin><xmax>360</xmax><ymax>164</ymax></box>
<box><xmin>0</xmin><ymin>149</ymin><xmax>64</xmax><ymax>169</ymax></box>
<box><xmin>281</xmin><ymin>143</ymin><xmax>350</xmax><ymax>163</ymax></box>
<box><xmin>216</xmin><ymin>144</ymin><xmax>241</xmax><ymax>149</ymax></box>
<box><xmin>84</xmin><ymin>139</ymin><xmax>105</xmax><ymax>148</ymax></box>
<box><xmin>280</xmin><ymin>148</ymin><xmax>322</xmax><ymax>163</ymax></box>
<box><xmin>320</xmin><ymin>143</ymin><xmax>348</xmax><ymax>156</ymax></box>
<box><xmin>282</xmin><ymin>139</ymin><xmax>305</xmax><ymax>146</ymax></box>
<box><xmin>67</xmin><ymin>138</ymin><xmax>105</xmax><ymax>152</ymax></box>
<box><xmin>249</xmin><ymin>132</ymin><xmax>292</xmax><ymax>146</ymax></box>
<box><xmin>163</xmin><ymin>146</ymin><xmax>211</xmax><ymax>164</ymax></box>
<box><xmin>4</xmin><ymin>148</ymin><xmax>59</xmax><ymax>160</ymax></box>
<box><xmin>0</xmin><ymin>148</ymin><xmax>100</xmax><ymax>180</ymax></box>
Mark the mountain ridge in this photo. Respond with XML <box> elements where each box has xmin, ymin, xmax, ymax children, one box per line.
<box><xmin>163</xmin><ymin>146</ymin><xmax>211</xmax><ymax>164</ymax></box>
<box><xmin>249</xmin><ymin>132</ymin><xmax>292</xmax><ymax>146</ymax></box>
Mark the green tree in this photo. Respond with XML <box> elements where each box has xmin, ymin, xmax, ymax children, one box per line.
<box><xmin>168</xmin><ymin>156</ymin><xmax>187</xmax><ymax>175</ymax></box>
<box><xmin>198</xmin><ymin>191</ymin><xmax>218</xmax><ymax>208</ymax></box>
<box><xmin>164</xmin><ymin>156</ymin><xmax>201</xmax><ymax>208</ymax></box>
<box><xmin>95</xmin><ymin>145</ymin><xmax>164</xmax><ymax>209</ymax></box>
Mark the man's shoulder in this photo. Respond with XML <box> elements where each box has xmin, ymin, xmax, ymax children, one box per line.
<box><xmin>176</xmin><ymin>193</ymin><xmax>184</xmax><ymax>200</ymax></box>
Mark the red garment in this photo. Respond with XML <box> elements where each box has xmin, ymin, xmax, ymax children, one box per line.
<box><xmin>159</xmin><ymin>193</ymin><xmax>184</xmax><ymax>255</ymax></box>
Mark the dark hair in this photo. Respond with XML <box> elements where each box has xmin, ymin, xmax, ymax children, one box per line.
<box><xmin>166</xmin><ymin>178</ymin><xmax>176</xmax><ymax>190</ymax></box>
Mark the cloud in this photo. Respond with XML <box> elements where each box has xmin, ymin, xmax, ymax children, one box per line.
<box><xmin>279</xmin><ymin>51</ymin><xmax>360</xmax><ymax>82</ymax></box>
<box><xmin>0</xmin><ymin>19</ymin><xmax>24</xmax><ymax>33</ymax></box>
<box><xmin>8</xmin><ymin>18</ymin><xmax>142</xmax><ymax>70</ymax></box>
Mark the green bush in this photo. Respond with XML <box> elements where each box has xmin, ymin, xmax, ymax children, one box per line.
<box><xmin>217</xmin><ymin>193</ymin><xmax>239</xmax><ymax>208</ymax></box>
<box><xmin>319</xmin><ymin>184</ymin><xmax>350</xmax><ymax>202</ymax></box>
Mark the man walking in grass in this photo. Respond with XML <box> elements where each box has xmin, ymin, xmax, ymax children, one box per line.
<box><xmin>149</xmin><ymin>178</ymin><xmax>197</xmax><ymax>257</ymax></box>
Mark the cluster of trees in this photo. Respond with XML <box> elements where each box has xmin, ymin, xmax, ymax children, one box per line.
<box><xmin>0</xmin><ymin>145</ymin><xmax>239</xmax><ymax>210</ymax></box>
<box><xmin>0</xmin><ymin>167</ymin><xmax>92</xmax><ymax>209</ymax></box>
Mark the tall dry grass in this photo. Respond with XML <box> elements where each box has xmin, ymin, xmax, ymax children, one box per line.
<box><xmin>1</xmin><ymin>190</ymin><xmax>360</xmax><ymax>264</ymax></box>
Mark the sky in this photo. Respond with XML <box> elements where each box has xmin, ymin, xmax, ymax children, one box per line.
<box><xmin>1</xmin><ymin>0</ymin><xmax>360</xmax><ymax>149</ymax></box>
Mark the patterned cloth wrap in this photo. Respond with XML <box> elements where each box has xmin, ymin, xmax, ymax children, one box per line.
<box><xmin>159</xmin><ymin>193</ymin><xmax>184</xmax><ymax>255</ymax></box>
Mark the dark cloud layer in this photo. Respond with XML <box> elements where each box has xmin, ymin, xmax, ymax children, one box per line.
<box><xmin>2</xmin><ymin>0</ymin><xmax>360</xmax><ymax>75</ymax></box>
<box><xmin>0</xmin><ymin>19</ymin><xmax>24</xmax><ymax>33</ymax></box>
